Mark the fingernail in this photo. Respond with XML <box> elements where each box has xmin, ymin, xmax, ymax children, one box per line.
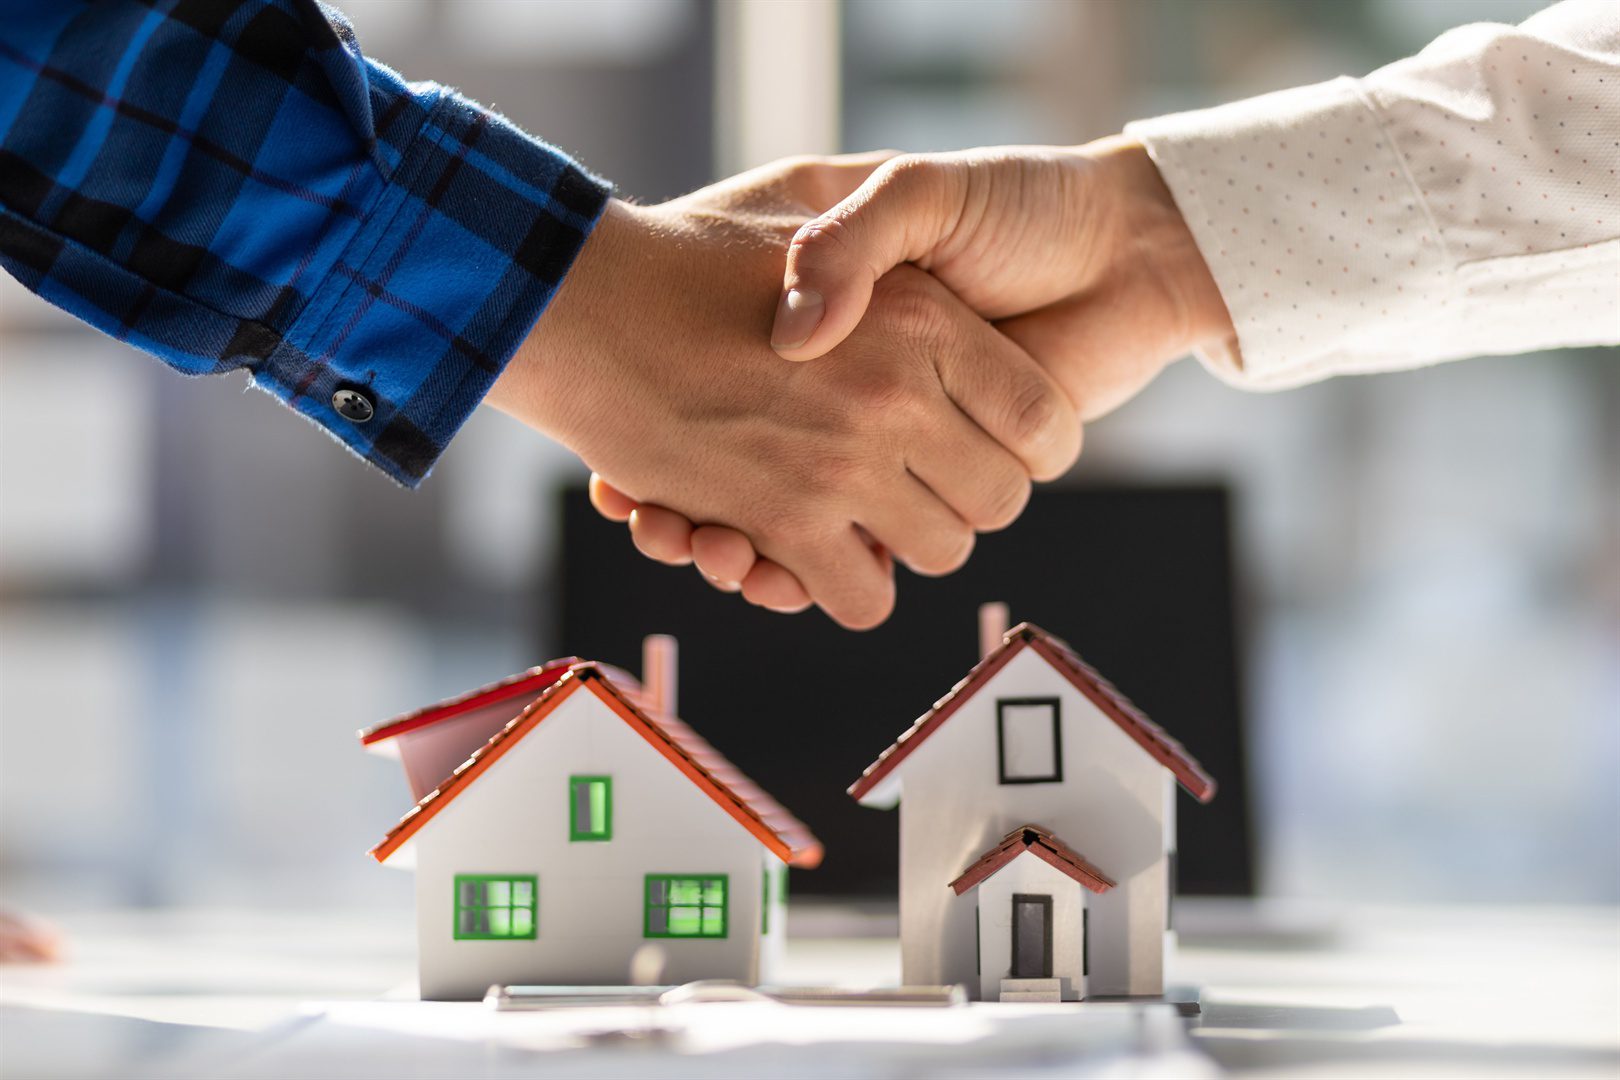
<box><xmin>705</xmin><ymin>572</ymin><xmax>740</xmax><ymax>593</ymax></box>
<box><xmin>771</xmin><ymin>288</ymin><xmax>824</xmax><ymax>351</ymax></box>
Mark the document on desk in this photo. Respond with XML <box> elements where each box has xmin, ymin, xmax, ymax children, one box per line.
<box><xmin>198</xmin><ymin>998</ymin><xmax>1216</xmax><ymax>1079</ymax></box>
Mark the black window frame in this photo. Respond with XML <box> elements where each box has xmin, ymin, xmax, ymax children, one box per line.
<box><xmin>996</xmin><ymin>697</ymin><xmax>1063</xmax><ymax>785</ymax></box>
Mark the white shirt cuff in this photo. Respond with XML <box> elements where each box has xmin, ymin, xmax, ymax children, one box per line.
<box><xmin>1125</xmin><ymin>77</ymin><xmax>1449</xmax><ymax>391</ymax></box>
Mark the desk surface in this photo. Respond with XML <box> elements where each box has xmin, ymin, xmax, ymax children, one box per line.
<box><xmin>1</xmin><ymin>901</ymin><xmax>1615</xmax><ymax>1079</ymax></box>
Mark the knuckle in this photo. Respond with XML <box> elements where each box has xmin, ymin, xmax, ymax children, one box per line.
<box><xmin>1004</xmin><ymin>375</ymin><xmax>1069</xmax><ymax>463</ymax></box>
<box><xmin>834</xmin><ymin>581</ymin><xmax>896</xmax><ymax>631</ymax></box>
<box><xmin>869</xmin><ymin>272</ymin><xmax>950</xmax><ymax>342</ymax></box>
<box><xmin>783</xmin><ymin>155</ymin><xmax>840</xmax><ymax>199</ymax></box>
<box><xmin>972</xmin><ymin>472</ymin><xmax>1031</xmax><ymax>532</ymax></box>
<box><xmin>849</xmin><ymin>363</ymin><xmax>924</xmax><ymax>422</ymax></box>
<box><xmin>775</xmin><ymin>153</ymin><xmax>823</xmax><ymax>176</ymax></box>
<box><xmin>911</xmin><ymin>527</ymin><xmax>975</xmax><ymax>577</ymax></box>
<box><xmin>876</xmin><ymin>153</ymin><xmax>934</xmax><ymax>194</ymax></box>
<box><xmin>794</xmin><ymin>450</ymin><xmax>864</xmax><ymax>500</ymax></box>
<box><xmin>788</xmin><ymin>214</ymin><xmax>856</xmax><ymax>270</ymax></box>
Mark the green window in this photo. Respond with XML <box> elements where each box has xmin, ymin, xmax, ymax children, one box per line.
<box><xmin>569</xmin><ymin>776</ymin><xmax>612</xmax><ymax>841</ymax></box>
<box><xmin>644</xmin><ymin>875</ymin><xmax>727</xmax><ymax>938</ymax></box>
<box><xmin>453</xmin><ymin>874</ymin><xmax>537</xmax><ymax>940</ymax></box>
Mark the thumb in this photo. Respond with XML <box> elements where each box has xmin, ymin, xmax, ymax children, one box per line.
<box><xmin>770</xmin><ymin>156</ymin><xmax>962</xmax><ymax>361</ymax></box>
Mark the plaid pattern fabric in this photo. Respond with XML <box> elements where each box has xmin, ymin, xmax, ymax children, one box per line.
<box><xmin>0</xmin><ymin>0</ymin><xmax>610</xmax><ymax>485</ymax></box>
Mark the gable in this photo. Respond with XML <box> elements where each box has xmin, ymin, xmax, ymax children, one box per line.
<box><xmin>399</xmin><ymin>684</ymin><xmax>761</xmax><ymax>868</ymax></box>
<box><xmin>849</xmin><ymin>624</ymin><xmax>1216</xmax><ymax>807</ymax></box>
<box><xmin>870</xmin><ymin>648</ymin><xmax>1161</xmax><ymax>804</ymax></box>
<box><xmin>370</xmin><ymin>666</ymin><xmax>822</xmax><ymax>868</ymax></box>
<box><xmin>950</xmin><ymin>825</ymin><xmax>1115</xmax><ymax>895</ymax></box>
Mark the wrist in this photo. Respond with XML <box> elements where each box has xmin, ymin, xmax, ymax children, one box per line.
<box><xmin>488</xmin><ymin>199</ymin><xmax>647</xmax><ymax>445</ymax></box>
<box><xmin>1087</xmin><ymin>136</ymin><xmax>1235</xmax><ymax>357</ymax></box>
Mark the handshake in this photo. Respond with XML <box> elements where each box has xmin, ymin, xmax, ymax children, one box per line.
<box><xmin>488</xmin><ymin>139</ymin><xmax>1236</xmax><ymax>628</ymax></box>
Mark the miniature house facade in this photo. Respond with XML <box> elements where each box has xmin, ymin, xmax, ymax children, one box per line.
<box><xmin>850</xmin><ymin>605</ymin><xmax>1216</xmax><ymax>1002</ymax></box>
<box><xmin>363</xmin><ymin>637</ymin><xmax>821</xmax><ymax>1001</ymax></box>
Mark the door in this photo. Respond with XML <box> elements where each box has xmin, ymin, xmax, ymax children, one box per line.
<box><xmin>1010</xmin><ymin>894</ymin><xmax>1053</xmax><ymax>979</ymax></box>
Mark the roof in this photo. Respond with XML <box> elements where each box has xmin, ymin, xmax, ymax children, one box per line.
<box><xmin>369</xmin><ymin>663</ymin><xmax>823</xmax><ymax>869</ymax></box>
<box><xmin>848</xmin><ymin>622</ymin><xmax>1217</xmax><ymax>804</ymax></box>
<box><xmin>358</xmin><ymin>658</ymin><xmax>583</xmax><ymax>747</ymax></box>
<box><xmin>948</xmin><ymin>825</ymin><xmax>1116</xmax><ymax>895</ymax></box>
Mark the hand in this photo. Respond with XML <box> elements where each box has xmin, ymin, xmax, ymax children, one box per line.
<box><xmin>488</xmin><ymin>155</ymin><xmax>1080</xmax><ymax>629</ymax></box>
<box><xmin>601</xmin><ymin>139</ymin><xmax>1234</xmax><ymax>601</ymax></box>
<box><xmin>770</xmin><ymin>137</ymin><xmax>1235</xmax><ymax>415</ymax></box>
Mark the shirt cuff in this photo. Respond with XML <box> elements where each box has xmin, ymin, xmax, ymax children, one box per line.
<box><xmin>254</xmin><ymin>86</ymin><xmax>610</xmax><ymax>486</ymax></box>
<box><xmin>1125</xmin><ymin>77</ymin><xmax>1449</xmax><ymax>391</ymax></box>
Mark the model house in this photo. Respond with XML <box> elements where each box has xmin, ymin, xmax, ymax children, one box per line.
<box><xmin>361</xmin><ymin>636</ymin><xmax>822</xmax><ymax>1000</ymax></box>
<box><xmin>849</xmin><ymin>604</ymin><xmax>1217</xmax><ymax>1003</ymax></box>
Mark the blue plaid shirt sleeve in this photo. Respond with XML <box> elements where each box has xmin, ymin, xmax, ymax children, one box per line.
<box><xmin>0</xmin><ymin>0</ymin><xmax>611</xmax><ymax>486</ymax></box>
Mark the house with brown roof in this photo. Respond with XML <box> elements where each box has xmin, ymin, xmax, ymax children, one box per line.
<box><xmin>362</xmin><ymin>636</ymin><xmax>821</xmax><ymax>1000</ymax></box>
<box><xmin>850</xmin><ymin>604</ymin><xmax>1216</xmax><ymax>1002</ymax></box>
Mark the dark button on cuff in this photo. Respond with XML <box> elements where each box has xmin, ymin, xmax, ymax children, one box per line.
<box><xmin>332</xmin><ymin>388</ymin><xmax>375</xmax><ymax>423</ymax></box>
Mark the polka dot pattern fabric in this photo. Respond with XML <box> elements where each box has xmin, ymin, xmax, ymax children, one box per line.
<box><xmin>1126</xmin><ymin>0</ymin><xmax>1618</xmax><ymax>390</ymax></box>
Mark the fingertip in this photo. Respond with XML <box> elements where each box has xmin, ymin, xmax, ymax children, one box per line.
<box><xmin>821</xmin><ymin>596</ymin><xmax>893</xmax><ymax>631</ymax></box>
<box><xmin>700</xmin><ymin>569</ymin><xmax>742</xmax><ymax>594</ymax></box>
<box><xmin>691</xmin><ymin>525</ymin><xmax>757</xmax><ymax>586</ymax></box>
<box><xmin>588</xmin><ymin>473</ymin><xmax>638</xmax><ymax>522</ymax></box>
<box><xmin>628</xmin><ymin>505</ymin><xmax>694</xmax><ymax>566</ymax></box>
<box><xmin>739</xmin><ymin>559</ymin><xmax>813</xmax><ymax>613</ymax></box>
<box><xmin>820</xmin><ymin>567</ymin><xmax>896</xmax><ymax>631</ymax></box>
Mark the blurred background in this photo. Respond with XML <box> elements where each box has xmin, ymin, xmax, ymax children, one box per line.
<box><xmin>1</xmin><ymin>0</ymin><xmax>1615</xmax><ymax>919</ymax></box>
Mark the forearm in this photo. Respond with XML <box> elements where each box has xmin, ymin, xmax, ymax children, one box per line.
<box><xmin>0</xmin><ymin>1</ymin><xmax>609</xmax><ymax>485</ymax></box>
<box><xmin>1124</xmin><ymin>0</ymin><xmax>1620</xmax><ymax>389</ymax></box>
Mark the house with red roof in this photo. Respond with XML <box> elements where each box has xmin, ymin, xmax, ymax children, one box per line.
<box><xmin>850</xmin><ymin>604</ymin><xmax>1216</xmax><ymax>1002</ymax></box>
<box><xmin>362</xmin><ymin>636</ymin><xmax>821</xmax><ymax>1000</ymax></box>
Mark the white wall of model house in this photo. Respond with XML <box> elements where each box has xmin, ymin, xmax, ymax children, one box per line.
<box><xmin>884</xmin><ymin>646</ymin><xmax>1174</xmax><ymax>998</ymax></box>
<box><xmin>405</xmin><ymin>686</ymin><xmax>783</xmax><ymax>1000</ymax></box>
<box><xmin>970</xmin><ymin>851</ymin><xmax>1090</xmax><ymax>1002</ymax></box>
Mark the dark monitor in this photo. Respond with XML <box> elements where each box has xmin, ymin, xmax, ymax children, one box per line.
<box><xmin>556</xmin><ymin>485</ymin><xmax>1252</xmax><ymax>897</ymax></box>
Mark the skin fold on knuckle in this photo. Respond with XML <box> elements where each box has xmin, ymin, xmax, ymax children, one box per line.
<box><xmin>909</xmin><ymin>527</ymin><xmax>975</xmax><ymax>578</ymax></box>
<box><xmin>1004</xmin><ymin>374</ymin><xmax>1070</xmax><ymax>465</ymax></box>
<box><xmin>842</xmin><ymin>361</ymin><xmax>928</xmax><ymax>433</ymax></box>
<box><xmin>970</xmin><ymin>472</ymin><xmax>1031</xmax><ymax>533</ymax></box>
<box><xmin>780</xmin><ymin>447</ymin><xmax>864</xmax><ymax>507</ymax></box>
<box><xmin>869</xmin><ymin>272</ymin><xmax>950</xmax><ymax>341</ymax></box>
<box><xmin>786</xmin><ymin>214</ymin><xmax>858</xmax><ymax>282</ymax></box>
<box><xmin>873</xmin><ymin>153</ymin><xmax>934</xmax><ymax>203</ymax></box>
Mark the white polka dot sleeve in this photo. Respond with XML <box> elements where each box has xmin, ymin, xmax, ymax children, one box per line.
<box><xmin>1123</xmin><ymin>0</ymin><xmax>1619</xmax><ymax>391</ymax></box>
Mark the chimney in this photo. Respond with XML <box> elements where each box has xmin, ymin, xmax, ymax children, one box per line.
<box><xmin>642</xmin><ymin>634</ymin><xmax>677</xmax><ymax>719</ymax></box>
<box><xmin>978</xmin><ymin>602</ymin><xmax>1009</xmax><ymax>660</ymax></box>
